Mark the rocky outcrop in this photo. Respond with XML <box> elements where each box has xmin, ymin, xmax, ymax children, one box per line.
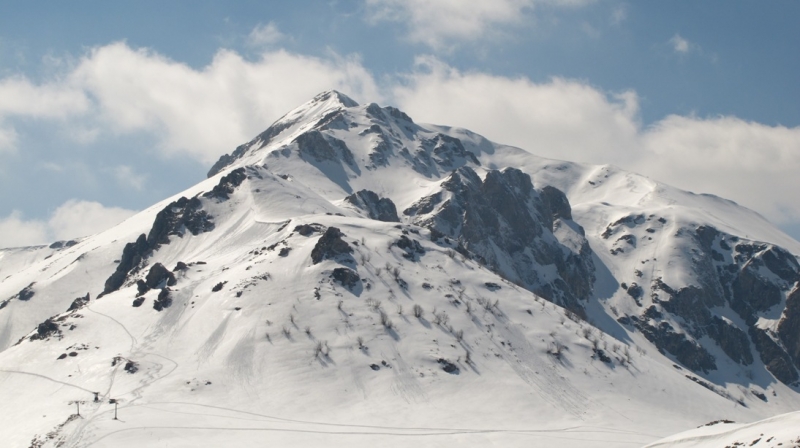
<box><xmin>620</xmin><ymin>223</ymin><xmax>800</xmax><ymax>384</ymax></box>
<box><xmin>311</xmin><ymin>227</ymin><xmax>353</xmax><ymax>265</ymax></box>
<box><xmin>294</xmin><ymin>130</ymin><xmax>357</xmax><ymax>168</ymax></box>
<box><xmin>153</xmin><ymin>289</ymin><xmax>173</xmax><ymax>312</ymax></box>
<box><xmin>202</xmin><ymin>167</ymin><xmax>247</xmax><ymax>201</ymax></box>
<box><xmin>331</xmin><ymin>267</ymin><xmax>361</xmax><ymax>290</ymax></box>
<box><xmin>145</xmin><ymin>263</ymin><xmax>177</xmax><ymax>290</ymax></box>
<box><xmin>778</xmin><ymin>286</ymin><xmax>800</xmax><ymax>369</ymax></box>
<box><xmin>749</xmin><ymin>326</ymin><xmax>798</xmax><ymax>384</ymax></box>
<box><xmin>344</xmin><ymin>190</ymin><xmax>400</xmax><ymax>222</ymax></box>
<box><xmin>627</xmin><ymin>316</ymin><xmax>716</xmax><ymax>373</ymax></box>
<box><xmin>408</xmin><ymin>166</ymin><xmax>594</xmax><ymax>315</ymax></box>
<box><xmin>66</xmin><ymin>293</ymin><xmax>90</xmax><ymax>312</ymax></box>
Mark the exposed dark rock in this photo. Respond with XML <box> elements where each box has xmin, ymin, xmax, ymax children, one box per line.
<box><xmin>101</xmin><ymin>191</ymin><xmax>220</xmax><ymax>297</ymax></box>
<box><xmin>593</xmin><ymin>348</ymin><xmax>612</xmax><ymax>363</ymax></box>
<box><xmin>437</xmin><ymin>358</ymin><xmax>459</xmax><ymax>374</ymax></box>
<box><xmin>707</xmin><ymin>317</ymin><xmax>754</xmax><ymax>365</ymax></box>
<box><xmin>206</xmin><ymin>91</ymin><xmax>345</xmax><ymax>177</ymax></box>
<box><xmin>749</xmin><ymin>326</ymin><xmax>799</xmax><ymax>384</ymax></box>
<box><xmin>136</xmin><ymin>280</ymin><xmax>148</xmax><ymax>296</ymax></box>
<box><xmin>279</xmin><ymin>247</ymin><xmax>291</xmax><ymax>257</ymax></box>
<box><xmin>101</xmin><ymin>233</ymin><xmax>150</xmax><ymax>297</ymax></box>
<box><xmin>153</xmin><ymin>289</ymin><xmax>173</xmax><ymax>311</ymax></box>
<box><xmin>30</xmin><ymin>318</ymin><xmax>61</xmax><ymax>341</ymax></box>
<box><xmin>627</xmin><ymin>282</ymin><xmax>644</xmax><ymax>301</ymax></box>
<box><xmin>132</xmin><ymin>297</ymin><xmax>145</xmax><ymax>307</ymax></box>
<box><xmin>294</xmin><ymin>130</ymin><xmax>357</xmax><ymax>168</ymax></box>
<box><xmin>311</xmin><ymin>227</ymin><xmax>353</xmax><ymax>265</ymax></box>
<box><xmin>145</xmin><ymin>263</ymin><xmax>177</xmax><ymax>289</ymax></box>
<box><xmin>211</xmin><ymin>282</ymin><xmax>226</xmax><ymax>292</ymax></box>
<box><xmin>539</xmin><ymin>185</ymin><xmax>573</xmax><ymax>223</ymax></box>
<box><xmin>173</xmin><ymin>261</ymin><xmax>188</xmax><ymax>271</ymax></box>
<box><xmin>411</xmin><ymin>166</ymin><xmax>593</xmax><ymax>315</ymax></box>
<box><xmin>344</xmin><ymin>190</ymin><xmax>400</xmax><ymax>222</ymax></box>
<box><xmin>57</xmin><ymin>353</ymin><xmax>67</xmax><ymax>360</ymax></box>
<box><xmin>15</xmin><ymin>282</ymin><xmax>36</xmax><ymax>302</ymax></box>
<box><xmin>202</xmin><ymin>167</ymin><xmax>247</xmax><ymax>201</ymax></box>
<box><xmin>394</xmin><ymin>235</ymin><xmax>425</xmax><ymax>261</ymax></box>
<box><xmin>731</xmin><ymin>265</ymin><xmax>782</xmax><ymax>321</ymax></box>
<box><xmin>485</xmin><ymin>282</ymin><xmax>501</xmax><ymax>291</ymax></box>
<box><xmin>331</xmin><ymin>267</ymin><xmax>361</xmax><ymax>290</ymax></box>
<box><xmin>403</xmin><ymin>192</ymin><xmax>442</xmax><ymax>217</ymax></box>
<box><xmin>294</xmin><ymin>223</ymin><xmax>325</xmax><ymax>236</ymax></box>
<box><xmin>124</xmin><ymin>361</ymin><xmax>139</xmax><ymax>374</ymax></box>
<box><xmin>66</xmin><ymin>293</ymin><xmax>90</xmax><ymax>312</ymax></box>
<box><xmin>147</xmin><ymin>196</ymin><xmax>214</xmax><ymax>250</ymax></box>
<box><xmin>778</xmin><ymin>286</ymin><xmax>800</xmax><ymax>369</ymax></box>
<box><xmin>629</xmin><ymin>316</ymin><xmax>716</xmax><ymax>373</ymax></box>
<box><xmin>602</xmin><ymin>214</ymin><xmax>645</xmax><ymax>239</ymax></box>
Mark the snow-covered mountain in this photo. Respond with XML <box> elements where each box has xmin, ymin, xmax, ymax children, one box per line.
<box><xmin>1</xmin><ymin>91</ymin><xmax>798</xmax><ymax>447</ymax></box>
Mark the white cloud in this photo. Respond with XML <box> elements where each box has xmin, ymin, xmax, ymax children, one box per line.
<box><xmin>47</xmin><ymin>199</ymin><xmax>136</xmax><ymax>241</ymax></box>
<box><xmin>670</xmin><ymin>34</ymin><xmax>691</xmax><ymax>54</ymax></box>
<box><xmin>0</xmin><ymin>124</ymin><xmax>18</xmax><ymax>152</ymax></box>
<box><xmin>639</xmin><ymin>116</ymin><xmax>800</xmax><ymax>223</ymax></box>
<box><xmin>247</xmin><ymin>22</ymin><xmax>284</xmax><ymax>47</ymax></box>
<box><xmin>393</xmin><ymin>57</ymin><xmax>640</xmax><ymax>166</ymax></box>
<box><xmin>0</xmin><ymin>200</ymin><xmax>137</xmax><ymax>248</ymax></box>
<box><xmin>0</xmin><ymin>76</ymin><xmax>89</xmax><ymax>118</ymax></box>
<box><xmin>0</xmin><ymin>211</ymin><xmax>49</xmax><ymax>248</ymax></box>
<box><xmin>364</xmin><ymin>0</ymin><xmax>593</xmax><ymax>49</ymax></box>
<box><xmin>69</xmin><ymin>43</ymin><xmax>381</xmax><ymax>163</ymax></box>
<box><xmin>112</xmin><ymin>165</ymin><xmax>147</xmax><ymax>191</ymax></box>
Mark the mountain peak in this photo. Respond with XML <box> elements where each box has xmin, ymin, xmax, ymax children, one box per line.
<box><xmin>311</xmin><ymin>89</ymin><xmax>359</xmax><ymax>108</ymax></box>
<box><xmin>207</xmin><ymin>90</ymin><xmax>360</xmax><ymax>177</ymax></box>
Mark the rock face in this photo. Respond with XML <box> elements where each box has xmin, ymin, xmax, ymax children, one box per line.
<box><xmin>66</xmin><ymin>294</ymin><xmax>90</xmax><ymax>312</ymax></box>
<box><xmin>344</xmin><ymin>190</ymin><xmax>400</xmax><ymax>222</ymax></box>
<box><xmin>145</xmin><ymin>263</ymin><xmax>177</xmax><ymax>290</ymax></box>
<box><xmin>311</xmin><ymin>227</ymin><xmax>353</xmax><ymax>265</ymax></box>
<box><xmin>100</xmin><ymin>170</ymin><xmax>249</xmax><ymax>297</ymax></box>
<box><xmin>406</xmin><ymin>166</ymin><xmax>594</xmax><ymax>315</ymax></box>
<box><xmin>615</xmin><ymin>222</ymin><xmax>800</xmax><ymax>385</ymax></box>
<box><xmin>331</xmin><ymin>267</ymin><xmax>361</xmax><ymax>290</ymax></box>
<box><xmin>202</xmin><ymin>167</ymin><xmax>247</xmax><ymax>201</ymax></box>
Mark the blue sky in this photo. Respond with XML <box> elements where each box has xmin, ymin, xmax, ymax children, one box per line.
<box><xmin>1</xmin><ymin>1</ymin><xmax>799</xmax><ymax>246</ymax></box>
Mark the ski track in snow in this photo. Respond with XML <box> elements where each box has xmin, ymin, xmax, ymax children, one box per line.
<box><xmin>75</xmin><ymin>400</ymin><xmax>658</xmax><ymax>447</ymax></box>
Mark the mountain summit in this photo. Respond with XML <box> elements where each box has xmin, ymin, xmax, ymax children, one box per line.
<box><xmin>1</xmin><ymin>92</ymin><xmax>799</xmax><ymax>447</ymax></box>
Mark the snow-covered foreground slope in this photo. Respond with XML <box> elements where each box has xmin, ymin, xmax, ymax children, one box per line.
<box><xmin>645</xmin><ymin>411</ymin><xmax>800</xmax><ymax>447</ymax></box>
<box><xmin>1</xmin><ymin>91</ymin><xmax>800</xmax><ymax>447</ymax></box>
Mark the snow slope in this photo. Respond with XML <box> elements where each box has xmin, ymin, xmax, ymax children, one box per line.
<box><xmin>1</xmin><ymin>91</ymin><xmax>799</xmax><ymax>448</ymax></box>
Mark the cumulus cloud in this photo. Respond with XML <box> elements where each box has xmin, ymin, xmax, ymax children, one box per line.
<box><xmin>0</xmin><ymin>200</ymin><xmax>136</xmax><ymax>248</ymax></box>
<box><xmin>364</xmin><ymin>0</ymin><xmax>593</xmax><ymax>49</ymax></box>
<box><xmin>393</xmin><ymin>57</ymin><xmax>640</xmax><ymax>165</ymax></box>
<box><xmin>247</xmin><ymin>22</ymin><xmax>284</xmax><ymax>47</ymax></box>
<box><xmin>639</xmin><ymin>116</ymin><xmax>800</xmax><ymax>223</ymax></box>
<box><xmin>69</xmin><ymin>43</ymin><xmax>381</xmax><ymax>163</ymax></box>
<box><xmin>0</xmin><ymin>76</ymin><xmax>90</xmax><ymax>152</ymax></box>
<box><xmin>0</xmin><ymin>125</ymin><xmax>18</xmax><ymax>152</ymax></box>
<box><xmin>112</xmin><ymin>165</ymin><xmax>147</xmax><ymax>191</ymax></box>
<box><xmin>670</xmin><ymin>34</ymin><xmax>691</xmax><ymax>54</ymax></box>
<box><xmin>0</xmin><ymin>211</ymin><xmax>49</xmax><ymax>248</ymax></box>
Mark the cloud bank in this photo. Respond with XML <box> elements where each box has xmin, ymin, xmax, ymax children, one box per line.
<box><xmin>0</xmin><ymin>200</ymin><xmax>136</xmax><ymax>248</ymax></box>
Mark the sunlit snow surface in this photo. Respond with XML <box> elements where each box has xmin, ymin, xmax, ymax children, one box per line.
<box><xmin>1</xmin><ymin>91</ymin><xmax>799</xmax><ymax>447</ymax></box>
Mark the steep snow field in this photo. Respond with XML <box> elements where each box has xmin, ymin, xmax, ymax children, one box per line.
<box><xmin>1</xmin><ymin>91</ymin><xmax>799</xmax><ymax>447</ymax></box>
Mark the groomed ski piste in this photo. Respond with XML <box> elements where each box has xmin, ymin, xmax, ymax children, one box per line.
<box><xmin>1</xmin><ymin>91</ymin><xmax>798</xmax><ymax>447</ymax></box>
